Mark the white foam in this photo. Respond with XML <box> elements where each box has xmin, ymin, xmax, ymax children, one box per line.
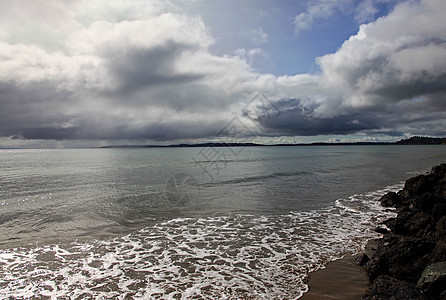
<box><xmin>0</xmin><ymin>184</ymin><xmax>401</xmax><ymax>299</ymax></box>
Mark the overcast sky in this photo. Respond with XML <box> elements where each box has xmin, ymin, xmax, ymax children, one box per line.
<box><xmin>0</xmin><ymin>0</ymin><xmax>445</xmax><ymax>147</ymax></box>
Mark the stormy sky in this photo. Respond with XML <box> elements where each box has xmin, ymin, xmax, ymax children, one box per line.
<box><xmin>0</xmin><ymin>0</ymin><xmax>445</xmax><ymax>147</ymax></box>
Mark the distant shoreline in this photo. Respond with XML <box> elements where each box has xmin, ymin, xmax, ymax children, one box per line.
<box><xmin>0</xmin><ymin>136</ymin><xmax>444</xmax><ymax>150</ymax></box>
<box><xmin>100</xmin><ymin>136</ymin><xmax>446</xmax><ymax>148</ymax></box>
<box><xmin>100</xmin><ymin>142</ymin><xmax>391</xmax><ymax>148</ymax></box>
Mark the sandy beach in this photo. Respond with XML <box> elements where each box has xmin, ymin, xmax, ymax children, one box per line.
<box><xmin>303</xmin><ymin>163</ymin><xmax>446</xmax><ymax>299</ymax></box>
<box><xmin>301</xmin><ymin>241</ymin><xmax>377</xmax><ymax>299</ymax></box>
<box><xmin>302</xmin><ymin>256</ymin><xmax>368</xmax><ymax>299</ymax></box>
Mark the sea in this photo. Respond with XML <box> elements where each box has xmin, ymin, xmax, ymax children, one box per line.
<box><xmin>1</xmin><ymin>145</ymin><xmax>445</xmax><ymax>299</ymax></box>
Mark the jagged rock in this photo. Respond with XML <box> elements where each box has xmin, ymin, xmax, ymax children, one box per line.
<box><xmin>393</xmin><ymin>210</ymin><xmax>432</xmax><ymax>237</ymax></box>
<box><xmin>380</xmin><ymin>191</ymin><xmax>402</xmax><ymax>207</ymax></box>
<box><xmin>432</xmin><ymin>203</ymin><xmax>446</xmax><ymax>223</ymax></box>
<box><xmin>362</xmin><ymin>163</ymin><xmax>446</xmax><ymax>299</ymax></box>
<box><xmin>365</xmin><ymin>235</ymin><xmax>435</xmax><ymax>283</ymax></box>
<box><xmin>412</xmin><ymin>192</ymin><xmax>441</xmax><ymax>212</ymax></box>
<box><xmin>356</xmin><ymin>253</ymin><xmax>370</xmax><ymax>266</ymax></box>
<box><xmin>362</xmin><ymin>275</ymin><xmax>430</xmax><ymax>300</ymax></box>
<box><xmin>436</xmin><ymin>216</ymin><xmax>446</xmax><ymax>236</ymax></box>
<box><xmin>431</xmin><ymin>163</ymin><xmax>446</xmax><ymax>181</ymax></box>
<box><xmin>382</xmin><ymin>217</ymin><xmax>396</xmax><ymax>231</ymax></box>
<box><xmin>374</xmin><ymin>226</ymin><xmax>389</xmax><ymax>234</ymax></box>
<box><xmin>430</xmin><ymin>239</ymin><xmax>446</xmax><ymax>263</ymax></box>
<box><xmin>436</xmin><ymin>184</ymin><xmax>446</xmax><ymax>200</ymax></box>
<box><xmin>417</xmin><ymin>262</ymin><xmax>446</xmax><ymax>298</ymax></box>
<box><xmin>404</xmin><ymin>174</ymin><xmax>432</xmax><ymax>196</ymax></box>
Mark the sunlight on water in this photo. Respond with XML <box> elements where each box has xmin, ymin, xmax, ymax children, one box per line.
<box><xmin>0</xmin><ymin>184</ymin><xmax>400</xmax><ymax>299</ymax></box>
<box><xmin>1</xmin><ymin>146</ymin><xmax>445</xmax><ymax>298</ymax></box>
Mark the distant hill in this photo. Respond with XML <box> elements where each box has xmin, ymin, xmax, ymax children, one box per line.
<box><xmin>101</xmin><ymin>142</ymin><xmax>263</xmax><ymax>148</ymax></box>
<box><xmin>100</xmin><ymin>136</ymin><xmax>446</xmax><ymax>148</ymax></box>
<box><xmin>395</xmin><ymin>136</ymin><xmax>446</xmax><ymax>145</ymax></box>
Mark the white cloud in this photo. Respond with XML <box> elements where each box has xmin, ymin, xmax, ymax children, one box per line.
<box><xmin>0</xmin><ymin>0</ymin><xmax>260</xmax><ymax>141</ymax></box>
<box><xmin>317</xmin><ymin>0</ymin><xmax>446</xmax><ymax>110</ymax></box>
<box><xmin>294</xmin><ymin>0</ymin><xmax>353</xmax><ymax>35</ymax></box>
<box><xmin>244</xmin><ymin>28</ymin><xmax>269</xmax><ymax>45</ymax></box>
<box><xmin>354</xmin><ymin>0</ymin><xmax>379</xmax><ymax>23</ymax></box>
<box><xmin>264</xmin><ymin>0</ymin><xmax>446</xmax><ymax>136</ymax></box>
<box><xmin>0</xmin><ymin>0</ymin><xmax>446</xmax><ymax>144</ymax></box>
<box><xmin>294</xmin><ymin>0</ymin><xmax>401</xmax><ymax>35</ymax></box>
<box><xmin>234</xmin><ymin>48</ymin><xmax>267</xmax><ymax>67</ymax></box>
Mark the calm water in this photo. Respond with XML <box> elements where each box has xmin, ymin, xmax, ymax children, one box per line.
<box><xmin>1</xmin><ymin>145</ymin><xmax>445</xmax><ymax>298</ymax></box>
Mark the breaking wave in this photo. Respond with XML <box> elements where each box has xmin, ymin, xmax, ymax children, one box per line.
<box><xmin>0</xmin><ymin>184</ymin><xmax>401</xmax><ymax>299</ymax></box>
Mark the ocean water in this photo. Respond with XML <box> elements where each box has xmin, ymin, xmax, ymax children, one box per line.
<box><xmin>1</xmin><ymin>145</ymin><xmax>445</xmax><ymax>299</ymax></box>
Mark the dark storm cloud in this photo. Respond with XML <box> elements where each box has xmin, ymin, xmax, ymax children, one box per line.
<box><xmin>106</xmin><ymin>40</ymin><xmax>204</xmax><ymax>96</ymax></box>
<box><xmin>371</xmin><ymin>76</ymin><xmax>446</xmax><ymax>106</ymax></box>
<box><xmin>69</xmin><ymin>117</ymin><xmax>228</xmax><ymax>141</ymax></box>
<box><xmin>0</xmin><ymin>0</ymin><xmax>446</xmax><ymax>145</ymax></box>
<box><xmin>259</xmin><ymin>97</ymin><xmax>446</xmax><ymax>137</ymax></box>
<box><xmin>265</xmin><ymin>0</ymin><xmax>446</xmax><ymax>137</ymax></box>
<box><xmin>0</xmin><ymin>77</ymin><xmax>228</xmax><ymax>141</ymax></box>
<box><xmin>262</xmin><ymin>0</ymin><xmax>446</xmax><ymax>139</ymax></box>
<box><xmin>17</xmin><ymin>127</ymin><xmax>80</xmax><ymax>140</ymax></box>
<box><xmin>256</xmin><ymin>98</ymin><xmax>376</xmax><ymax>136</ymax></box>
<box><xmin>0</xmin><ymin>81</ymin><xmax>76</xmax><ymax>139</ymax></box>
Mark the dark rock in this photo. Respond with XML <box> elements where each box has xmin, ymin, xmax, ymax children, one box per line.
<box><xmin>382</xmin><ymin>217</ymin><xmax>397</xmax><ymax>231</ymax></box>
<box><xmin>436</xmin><ymin>216</ymin><xmax>446</xmax><ymax>236</ymax></box>
<box><xmin>430</xmin><ymin>164</ymin><xmax>446</xmax><ymax>199</ymax></box>
<box><xmin>412</xmin><ymin>192</ymin><xmax>441</xmax><ymax>212</ymax></box>
<box><xmin>393</xmin><ymin>209</ymin><xmax>431</xmax><ymax>237</ymax></box>
<box><xmin>430</xmin><ymin>163</ymin><xmax>446</xmax><ymax>181</ymax></box>
<box><xmin>380</xmin><ymin>191</ymin><xmax>402</xmax><ymax>207</ymax></box>
<box><xmin>356</xmin><ymin>254</ymin><xmax>370</xmax><ymax>266</ymax></box>
<box><xmin>431</xmin><ymin>239</ymin><xmax>446</xmax><ymax>263</ymax></box>
<box><xmin>365</xmin><ymin>235</ymin><xmax>435</xmax><ymax>283</ymax></box>
<box><xmin>432</xmin><ymin>203</ymin><xmax>446</xmax><ymax>223</ymax></box>
<box><xmin>396</xmin><ymin>190</ymin><xmax>411</xmax><ymax>206</ymax></box>
<box><xmin>362</xmin><ymin>275</ymin><xmax>430</xmax><ymax>300</ymax></box>
<box><xmin>404</xmin><ymin>174</ymin><xmax>432</xmax><ymax>196</ymax></box>
<box><xmin>432</xmin><ymin>184</ymin><xmax>446</xmax><ymax>201</ymax></box>
<box><xmin>417</xmin><ymin>262</ymin><xmax>446</xmax><ymax>298</ymax></box>
<box><xmin>437</xmin><ymin>184</ymin><xmax>446</xmax><ymax>200</ymax></box>
<box><xmin>374</xmin><ymin>226</ymin><xmax>389</xmax><ymax>234</ymax></box>
<box><xmin>362</xmin><ymin>163</ymin><xmax>446</xmax><ymax>299</ymax></box>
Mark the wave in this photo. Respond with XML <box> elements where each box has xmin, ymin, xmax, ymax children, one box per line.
<box><xmin>204</xmin><ymin>171</ymin><xmax>312</xmax><ymax>186</ymax></box>
<box><xmin>0</xmin><ymin>184</ymin><xmax>401</xmax><ymax>299</ymax></box>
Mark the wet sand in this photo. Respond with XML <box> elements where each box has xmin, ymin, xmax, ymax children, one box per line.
<box><xmin>300</xmin><ymin>241</ymin><xmax>377</xmax><ymax>299</ymax></box>
<box><xmin>300</xmin><ymin>255</ymin><xmax>369</xmax><ymax>299</ymax></box>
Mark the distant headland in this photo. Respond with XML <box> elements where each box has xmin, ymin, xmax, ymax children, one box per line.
<box><xmin>395</xmin><ymin>136</ymin><xmax>446</xmax><ymax>145</ymax></box>
<box><xmin>100</xmin><ymin>136</ymin><xmax>446</xmax><ymax>148</ymax></box>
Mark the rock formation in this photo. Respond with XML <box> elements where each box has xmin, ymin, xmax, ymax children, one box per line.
<box><xmin>361</xmin><ymin>163</ymin><xmax>446</xmax><ymax>299</ymax></box>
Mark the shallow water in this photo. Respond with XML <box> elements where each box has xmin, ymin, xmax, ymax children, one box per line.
<box><xmin>1</xmin><ymin>145</ymin><xmax>445</xmax><ymax>298</ymax></box>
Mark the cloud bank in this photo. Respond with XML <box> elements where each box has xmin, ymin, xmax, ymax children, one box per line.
<box><xmin>0</xmin><ymin>0</ymin><xmax>445</xmax><ymax>144</ymax></box>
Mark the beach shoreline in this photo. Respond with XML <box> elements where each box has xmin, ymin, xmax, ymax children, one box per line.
<box><xmin>302</xmin><ymin>163</ymin><xmax>446</xmax><ymax>299</ymax></box>
<box><xmin>301</xmin><ymin>240</ymin><xmax>377</xmax><ymax>299</ymax></box>
<box><xmin>301</xmin><ymin>255</ymin><xmax>368</xmax><ymax>300</ymax></box>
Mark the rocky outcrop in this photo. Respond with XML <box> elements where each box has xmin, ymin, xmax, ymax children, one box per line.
<box><xmin>361</xmin><ymin>163</ymin><xmax>446</xmax><ymax>299</ymax></box>
<box><xmin>362</xmin><ymin>275</ymin><xmax>429</xmax><ymax>300</ymax></box>
<box><xmin>417</xmin><ymin>262</ymin><xmax>446</xmax><ymax>298</ymax></box>
<box><xmin>356</xmin><ymin>253</ymin><xmax>370</xmax><ymax>266</ymax></box>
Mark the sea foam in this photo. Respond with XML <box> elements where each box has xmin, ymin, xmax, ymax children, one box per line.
<box><xmin>0</xmin><ymin>184</ymin><xmax>401</xmax><ymax>299</ymax></box>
